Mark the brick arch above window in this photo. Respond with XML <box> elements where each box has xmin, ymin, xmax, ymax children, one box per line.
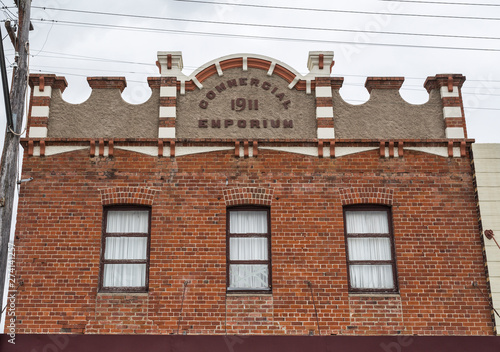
<box><xmin>223</xmin><ymin>187</ymin><xmax>274</xmax><ymax>207</ymax></box>
<box><xmin>339</xmin><ymin>187</ymin><xmax>394</xmax><ymax>206</ymax></box>
<box><xmin>99</xmin><ymin>187</ymin><xmax>159</xmax><ymax>206</ymax></box>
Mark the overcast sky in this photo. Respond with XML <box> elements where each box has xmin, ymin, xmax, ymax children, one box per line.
<box><xmin>1</xmin><ymin>0</ymin><xmax>499</xmax><ymax>143</ymax></box>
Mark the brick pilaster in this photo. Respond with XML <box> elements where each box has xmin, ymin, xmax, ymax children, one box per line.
<box><xmin>28</xmin><ymin>74</ymin><xmax>68</xmax><ymax>138</ymax></box>
<box><xmin>315</xmin><ymin>77</ymin><xmax>335</xmax><ymax>139</ymax></box>
<box><xmin>424</xmin><ymin>74</ymin><xmax>467</xmax><ymax>139</ymax></box>
<box><xmin>158</xmin><ymin>77</ymin><xmax>177</xmax><ymax>139</ymax></box>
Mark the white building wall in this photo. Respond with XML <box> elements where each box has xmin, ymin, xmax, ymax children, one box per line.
<box><xmin>473</xmin><ymin>143</ymin><xmax>500</xmax><ymax>332</ymax></box>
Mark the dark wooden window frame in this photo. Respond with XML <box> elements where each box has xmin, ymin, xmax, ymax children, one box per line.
<box><xmin>226</xmin><ymin>206</ymin><xmax>272</xmax><ymax>293</ymax></box>
<box><xmin>99</xmin><ymin>205</ymin><xmax>152</xmax><ymax>293</ymax></box>
<box><xmin>343</xmin><ymin>205</ymin><xmax>399</xmax><ymax>294</ymax></box>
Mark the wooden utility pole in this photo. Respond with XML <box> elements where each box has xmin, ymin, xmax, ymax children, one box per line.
<box><xmin>0</xmin><ymin>0</ymin><xmax>31</xmax><ymax>312</ymax></box>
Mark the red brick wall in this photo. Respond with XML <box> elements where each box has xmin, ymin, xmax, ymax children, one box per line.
<box><xmin>9</xmin><ymin>147</ymin><xmax>494</xmax><ymax>335</ymax></box>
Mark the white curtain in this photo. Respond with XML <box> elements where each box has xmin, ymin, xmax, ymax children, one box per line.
<box><xmin>346</xmin><ymin>211</ymin><xmax>394</xmax><ymax>289</ymax></box>
<box><xmin>103</xmin><ymin>210</ymin><xmax>148</xmax><ymax>288</ymax></box>
<box><xmin>348</xmin><ymin>238</ymin><xmax>391</xmax><ymax>261</ymax></box>
<box><xmin>230</xmin><ymin>211</ymin><xmax>267</xmax><ymax>234</ymax></box>
<box><xmin>350</xmin><ymin>265</ymin><xmax>393</xmax><ymax>289</ymax></box>
<box><xmin>103</xmin><ymin>264</ymin><xmax>146</xmax><ymax>287</ymax></box>
<box><xmin>229</xmin><ymin>265</ymin><xmax>268</xmax><ymax>290</ymax></box>
<box><xmin>229</xmin><ymin>210</ymin><xmax>268</xmax><ymax>289</ymax></box>
<box><xmin>230</xmin><ymin>238</ymin><xmax>267</xmax><ymax>260</ymax></box>
<box><xmin>345</xmin><ymin>211</ymin><xmax>388</xmax><ymax>234</ymax></box>
<box><xmin>105</xmin><ymin>237</ymin><xmax>147</xmax><ymax>260</ymax></box>
<box><xmin>106</xmin><ymin>210</ymin><xmax>149</xmax><ymax>233</ymax></box>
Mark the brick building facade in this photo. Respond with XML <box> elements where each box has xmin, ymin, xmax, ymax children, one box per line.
<box><xmin>2</xmin><ymin>51</ymin><xmax>499</xmax><ymax>350</ymax></box>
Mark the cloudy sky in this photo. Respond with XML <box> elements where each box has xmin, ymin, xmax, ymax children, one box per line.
<box><xmin>1</xmin><ymin>0</ymin><xmax>499</xmax><ymax>143</ymax></box>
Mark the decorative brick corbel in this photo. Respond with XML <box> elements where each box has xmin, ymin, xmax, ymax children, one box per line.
<box><xmin>170</xmin><ymin>140</ymin><xmax>176</xmax><ymax>158</ymax></box>
<box><xmin>448</xmin><ymin>141</ymin><xmax>454</xmax><ymax>158</ymax></box>
<box><xmin>28</xmin><ymin>140</ymin><xmax>34</xmax><ymax>156</ymax></box>
<box><xmin>39</xmin><ymin>140</ymin><xmax>45</xmax><ymax>157</ymax></box>
<box><xmin>158</xmin><ymin>140</ymin><xmax>164</xmax><ymax>157</ymax></box>
<box><xmin>330</xmin><ymin>140</ymin><xmax>335</xmax><ymax>158</ymax></box>
<box><xmin>253</xmin><ymin>141</ymin><xmax>258</xmax><ymax>157</ymax></box>
<box><xmin>108</xmin><ymin>140</ymin><xmax>114</xmax><ymax>157</ymax></box>
<box><xmin>244</xmin><ymin>141</ymin><xmax>249</xmax><ymax>158</ymax></box>
<box><xmin>235</xmin><ymin>141</ymin><xmax>240</xmax><ymax>158</ymax></box>
<box><xmin>380</xmin><ymin>141</ymin><xmax>386</xmax><ymax>158</ymax></box>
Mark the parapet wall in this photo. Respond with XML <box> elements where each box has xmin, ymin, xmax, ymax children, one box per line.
<box><xmin>27</xmin><ymin>52</ymin><xmax>468</xmax><ymax>143</ymax></box>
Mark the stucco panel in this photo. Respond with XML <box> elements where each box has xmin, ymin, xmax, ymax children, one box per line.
<box><xmin>176</xmin><ymin>68</ymin><xmax>316</xmax><ymax>139</ymax></box>
<box><xmin>48</xmin><ymin>89</ymin><xmax>160</xmax><ymax>138</ymax></box>
<box><xmin>333</xmin><ymin>89</ymin><xmax>446</xmax><ymax>139</ymax></box>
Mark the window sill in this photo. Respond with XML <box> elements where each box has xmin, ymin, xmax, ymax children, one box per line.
<box><xmin>348</xmin><ymin>292</ymin><xmax>400</xmax><ymax>298</ymax></box>
<box><xmin>97</xmin><ymin>292</ymin><xmax>149</xmax><ymax>297</ymax></box>
<box><xmin>226</xmin><ymin>291</ymin><xmax>272</xmax><ymax>297</ymax></box>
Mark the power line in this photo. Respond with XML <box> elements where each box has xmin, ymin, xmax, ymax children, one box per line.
<box><xmin>30</xmin><ymin>6</ymin><xmax>500</xmax><ymax>42</ymax></box>
<box><xmin>33</xmin><ymin>50</ymin><xmax>156</xmax><ymax>67</ymax></box>
<box><xmin>173</xmin><ymin>0</ymin><xmax>500</xmax><ymax>21</ymax></box>
<box><xmin>29</xmin><ymin>18</ymin><xmax>500</xmax><ymax>53</ymax></box>
<box><xmin>380</xmin><ymin>0</ymin><xmax>500</xmax><ymax>7</ymax></box>
<box><xmin>29</xmin><ymin>68</ymin><xmax>147</xmax><ymax>84</ymax></box>
<box><xmin>0</xmin><ymin>2</ymin><xmax>17</xmax><ymax>20</ymax></box>
<box><xmin>30</xmin><ymin>64</ymin><xmax>153</xmax><ymax>75</ymax></box>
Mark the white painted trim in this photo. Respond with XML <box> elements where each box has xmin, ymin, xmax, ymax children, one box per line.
<box><xmin>307</xmin><ymin>51</ymin><xmax>334</xmax><ymax>77</ymax></box>
<box><xmin>306</xmin><ymin>80</ymin><xmax>312</xmax><ymax>95</ymax></box>
<box><xmin>215</xmin><ymin>62</ymin><xmax>223</xmax><ymax>76</ymax></box>
<box><xmin>31</xmin><ymin>106</ymin><xmax>50</xmax><ymax>118</ymax></box>
<box><xmin>158</xmin><ymin>127</ymin><xmax>176</xmax><ymax>138</ymax></box>
<box><xmin>445</xmin><ymin>127</ymin><xmax>465</xmax><ymax>139</ymax></box>
<box><xmin>33</xmin><ymin>86</ymin><xmax>52</xmax><ymax>97</ymax></box>
<box><xmin>159</xmin><ymin>106</ymin><xmax>176</xmax><ymax>118</ymax></box>
<box><xmin>336</xmin><ymin>147</ymin><xmax>378</xmax><ymax>158</ymax></box>
<box><xmin>317</xmin><ymin>127</ymin><xmax>335</xmax><ymax>139</ymax></box>
<box><xmin>406</xmin><ymin>147</ymin><xmax>447</xmax><ymax>158</ymax></box>
<box><xmin>33</xmin><ymin>145</ymin><xmax>40</xmax><ymax>157</ymax></box>
<box><xmin>315</xmin><ymin>86</ymin><xmax>332</xmax><ymax>98</ymax></box>
<box><xmin>188</xmin><ymin>53</ymin><xmax>305</xmax><ymax>82</ymax></box>
<box><xmin>260</xmin><ymin>146</ymin><xmax>318</xmax><ymax>157</ymax></box>
<box><xmin>288</xmin><ymin>76</ymin><xmax>299</xmax><ymax>90</ymax></box>
<box><xmin>160</xmin><ymin>86</ymin><xmax>177</xmax><ymax>97</ymax></box>
<box><xmin>29</xmin><ymin>126</ymin><xmax>47</xmax><ymax>138</ymax></box>
<box><xmin>316</xmin><ymin>106</ymin><xmax>334</xmax><ymax>118</ymax></box>
<box><xmin>443</xmin><ymin>106</ymin><xmax>462</xmax><ymax>118</ymax></box>
<box><xmin>176</xmin><ymin>146</ymin><xmax>233</xmax><ymax>157</ymax></box>
<box><xmin>242</xmin><ymin>57</ymin><xmax>248</xmax><ymax>71</ymax></box>
<box><xmin>116</xmin><ymin>146</ymin><xmax>158</xmax><ymax>156</ymax></box>
<box><xmin>405</xmin><ymin>146</ymin><xmax>459</xmax><ymax>158</ymax></box>
<box><xmin>45</xmin><ymin>146</ymin><xmax>88</xmax><ymax>156</ymax></box>
<box><xmin>267</xmin><ymin>62</ymin><xmax>276</xmax><ymax>76</ymax></box>
<box><xmin>180</xmin><ymin>80</ymin><xmax>186</xmax><ymax>95</ymax></box>
<box><xmin>192</xmin><ymin>77</ymin><xmax>203</xmax><ymax>89</ymax></box>
<box><xmin>440</xmin><ymin>86</ymin><xmax>459</xmax><ymax>98</ymax></box>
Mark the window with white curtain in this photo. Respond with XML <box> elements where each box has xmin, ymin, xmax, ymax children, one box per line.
<box><xmin>227</xmin><ymin>207</ymin><xmax>271</xmax><ymax>291</ymax></box>
<box><xmin>100</xmin><ymin>206</ymin><xmax>151</xmax><ymax>292</ymax></box>
<box><xmin>344</xmin><ymin>206</ymin><xmax>398</xmax><ymax>292</ymax></box>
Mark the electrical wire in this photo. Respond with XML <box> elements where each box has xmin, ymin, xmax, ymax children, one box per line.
<box><xmin>29</xmin><ymin>6</ymin><xmax>500</xmax><ymax>42</ymax></box>
<box><xmin>29</xmin><ymin>18</ymin><xmax>500</xmax><ymax>53</ymax></box>
<box><xmin>173</xmin><ymin>0</ymin><xmax>500</xmax><ymax>21</ymax></box>
<box><xmin>31</xmin><ymin>21</ymin><xmax>54</xmax><ymax>58</ymax></box>
<box><xmin>380</xmin><ymin>0</ymin><xmax>500</xmax><ymax>7</ymax></box>
<box><xmin>0</xmin><ymin>1</ymin><xmax>17</xmax><ymax>20</ymax></box>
